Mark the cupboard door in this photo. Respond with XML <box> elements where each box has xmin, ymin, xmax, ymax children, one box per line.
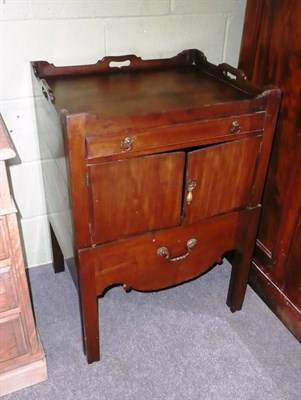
<box><xmin>184</xmin><ymin>137</ymin><xmax>262</xmax><ymax>224</ymax></box>
<box><xmin>88</xmin><ymin>152</ymin><xmax>185</xmax><ymax>244</ymax></box>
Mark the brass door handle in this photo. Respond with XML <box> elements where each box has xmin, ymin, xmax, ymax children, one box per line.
<box><xmin>186</xmin><ymin>180</ymin><xmax>197</xmax><ymax>204</ymax></box>
<box><xmin>157</xmin><ymin>238</ymin><xmax>197</xmax><ymax>262</ymax></box>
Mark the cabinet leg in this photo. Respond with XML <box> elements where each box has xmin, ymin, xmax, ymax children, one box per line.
<box><xmin>227</xmin><ymin>250</ymin><xmax>251</xmax><ymax>311</ymax></box>
<box><xmin>50</xmin><ymin>223</ymin><xmax>65</xmax><ymax>273</ymax></box>
<box><xmin>77</xmin><ymin>254</ymin><xmax>100</xmax><ymax>363</ymax></box>
<box><xmin>227</xmin><ymin>207</ymin><xmax>261</xmax><ymax>312</ymax></box>
<box><xmin>81</xmin><ymin>296</ymin><xmax>100</xmax><ymax>364</ymax></box>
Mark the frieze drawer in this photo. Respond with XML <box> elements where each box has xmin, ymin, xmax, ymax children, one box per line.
<box><xmin>85</xmin><ymin>112</ymin><xmax>265</xmax><ymax>160</ymax></box>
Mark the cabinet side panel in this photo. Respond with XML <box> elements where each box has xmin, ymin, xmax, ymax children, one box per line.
<box><xmin>284</xmin><ymin>207</ymin><xmax>301</xmax><ymax>306</ymax></box>
<box><xmin>239</xmin><ymin>0</ymin><xmax>301</xmax><ymax>340</ymax></box>
<box><xmin>31</xmin><ymin>69</ymin><xmax>74</xmax><ymax>258</ymax></box>
<box><xmin>239</xmin><ymin>0</ymin><xmax>301</xmax><ymax>271</ymax></box>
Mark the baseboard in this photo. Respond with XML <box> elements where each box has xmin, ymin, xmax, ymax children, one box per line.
<box><xmin>0</xmin><ymin>355</ymin><xmax>47</xmax><ymax>397</ymax></box>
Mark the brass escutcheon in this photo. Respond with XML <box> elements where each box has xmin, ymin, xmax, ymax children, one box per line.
<box><xmin>120</xmin><ymin>136</ymin><xmax>135</xmax><ymax>151</ymax></box>
<box><xmin>230</xmin><ymin>120</ymin><xmax>241</xmax><ymax>133</ymax></box>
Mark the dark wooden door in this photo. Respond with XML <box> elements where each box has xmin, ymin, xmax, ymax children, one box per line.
<box><xmin>88</xmin><ymin>152</ymin><xmax>185</xmax><ymax>244</ymax></box>
<box><xmin>184</xmin><ymin>137</ymin><xmax>262</xmax><ymax>224</ymax></box>
<box><xmin>239</xmin><ymin>0</ymin><xmax>301</xmax><ymax>340</ymax></box>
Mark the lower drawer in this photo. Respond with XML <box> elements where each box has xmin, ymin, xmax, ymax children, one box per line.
<box><xmin>0</xmin><ymin>314</ymin><xmax>28</xmax><ymax>363</ymax></box>
<box><xmin>79</xmin><ymin>210</ymin><xmax>247</xmax><ymax>295</ymax></box>
<box><xmin>0</xmin><ymin>265</ymin><xmax>18</xmax><ymax>313</ymax></box>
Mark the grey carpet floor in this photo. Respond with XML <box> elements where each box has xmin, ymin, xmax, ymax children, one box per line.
<box><xmin>3</xmin><ymin>259</ymin><xmax>300</xmax><ymax>400</ymax></box>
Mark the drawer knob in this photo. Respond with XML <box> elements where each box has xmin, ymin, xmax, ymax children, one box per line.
<box><xmin>121</xmin><ymin>136</ymin><xmax>134</xmax><ymax>152</ymax></box>
<box><xmin>230</xmin><ymin>120</ymin><xmax>241</xmax><ymax>133</ymax></box>
<box><xmin>157</xmin><ymin>238</ymin><xmax>197</xmax><ymax>262</ymax></box>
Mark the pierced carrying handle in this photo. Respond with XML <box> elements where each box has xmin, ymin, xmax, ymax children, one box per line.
<box><xmin>41</xmin><ymin>79</ymin><xmax>55</xmax><ymax>103</ymax></box>
<box><xmin>218</xmin><ymin>63</ymin><xmax>247</xmax><ymax>82</ymax></box>
<box><xmin>100</xmin><ymin>54</ymin><xmax>143</xmax><ymax>70</ymax></box>
<box><xmin>157</xmin><ymin>238</ymin><xmax>197</xmax><ymax>262</ymax></box>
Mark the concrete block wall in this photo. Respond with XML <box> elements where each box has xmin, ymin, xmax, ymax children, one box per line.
<box><xmin>0</xmin><ymin>0</ymin><xmax>246</xmax><ymax>267</ymax></box>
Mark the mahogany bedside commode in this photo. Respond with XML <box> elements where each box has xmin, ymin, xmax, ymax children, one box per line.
<box><xmin>31</xmin><ymin>49</ymin><xmax>281</xmax><ymax>363</ymax></box>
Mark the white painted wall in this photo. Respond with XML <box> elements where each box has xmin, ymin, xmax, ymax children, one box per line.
<box><xmin>0</xmin><ymin>0</ymin><xmax>246</xmax><ymax>267</ymax></box>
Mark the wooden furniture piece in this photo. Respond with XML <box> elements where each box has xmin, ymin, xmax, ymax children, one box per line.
<box><xmin>239</xmin><ymin>0</ymin><xmax>301</xmax><ymax>340</ymax></box>
<box><xmin>31</xmin><ymin>49</ymin><xmax>281</xmax><ymax>363</ymax></box>
<box><xmin>0</xmin><ymin>115</ymin><xmax>47</xmax><ymax>396</ymax></box>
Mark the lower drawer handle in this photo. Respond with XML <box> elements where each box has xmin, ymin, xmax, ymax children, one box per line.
<box><xmin>157</xmin><ymin>238</ymin><xmax>197</xmax><ymax>262</ymax></box>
